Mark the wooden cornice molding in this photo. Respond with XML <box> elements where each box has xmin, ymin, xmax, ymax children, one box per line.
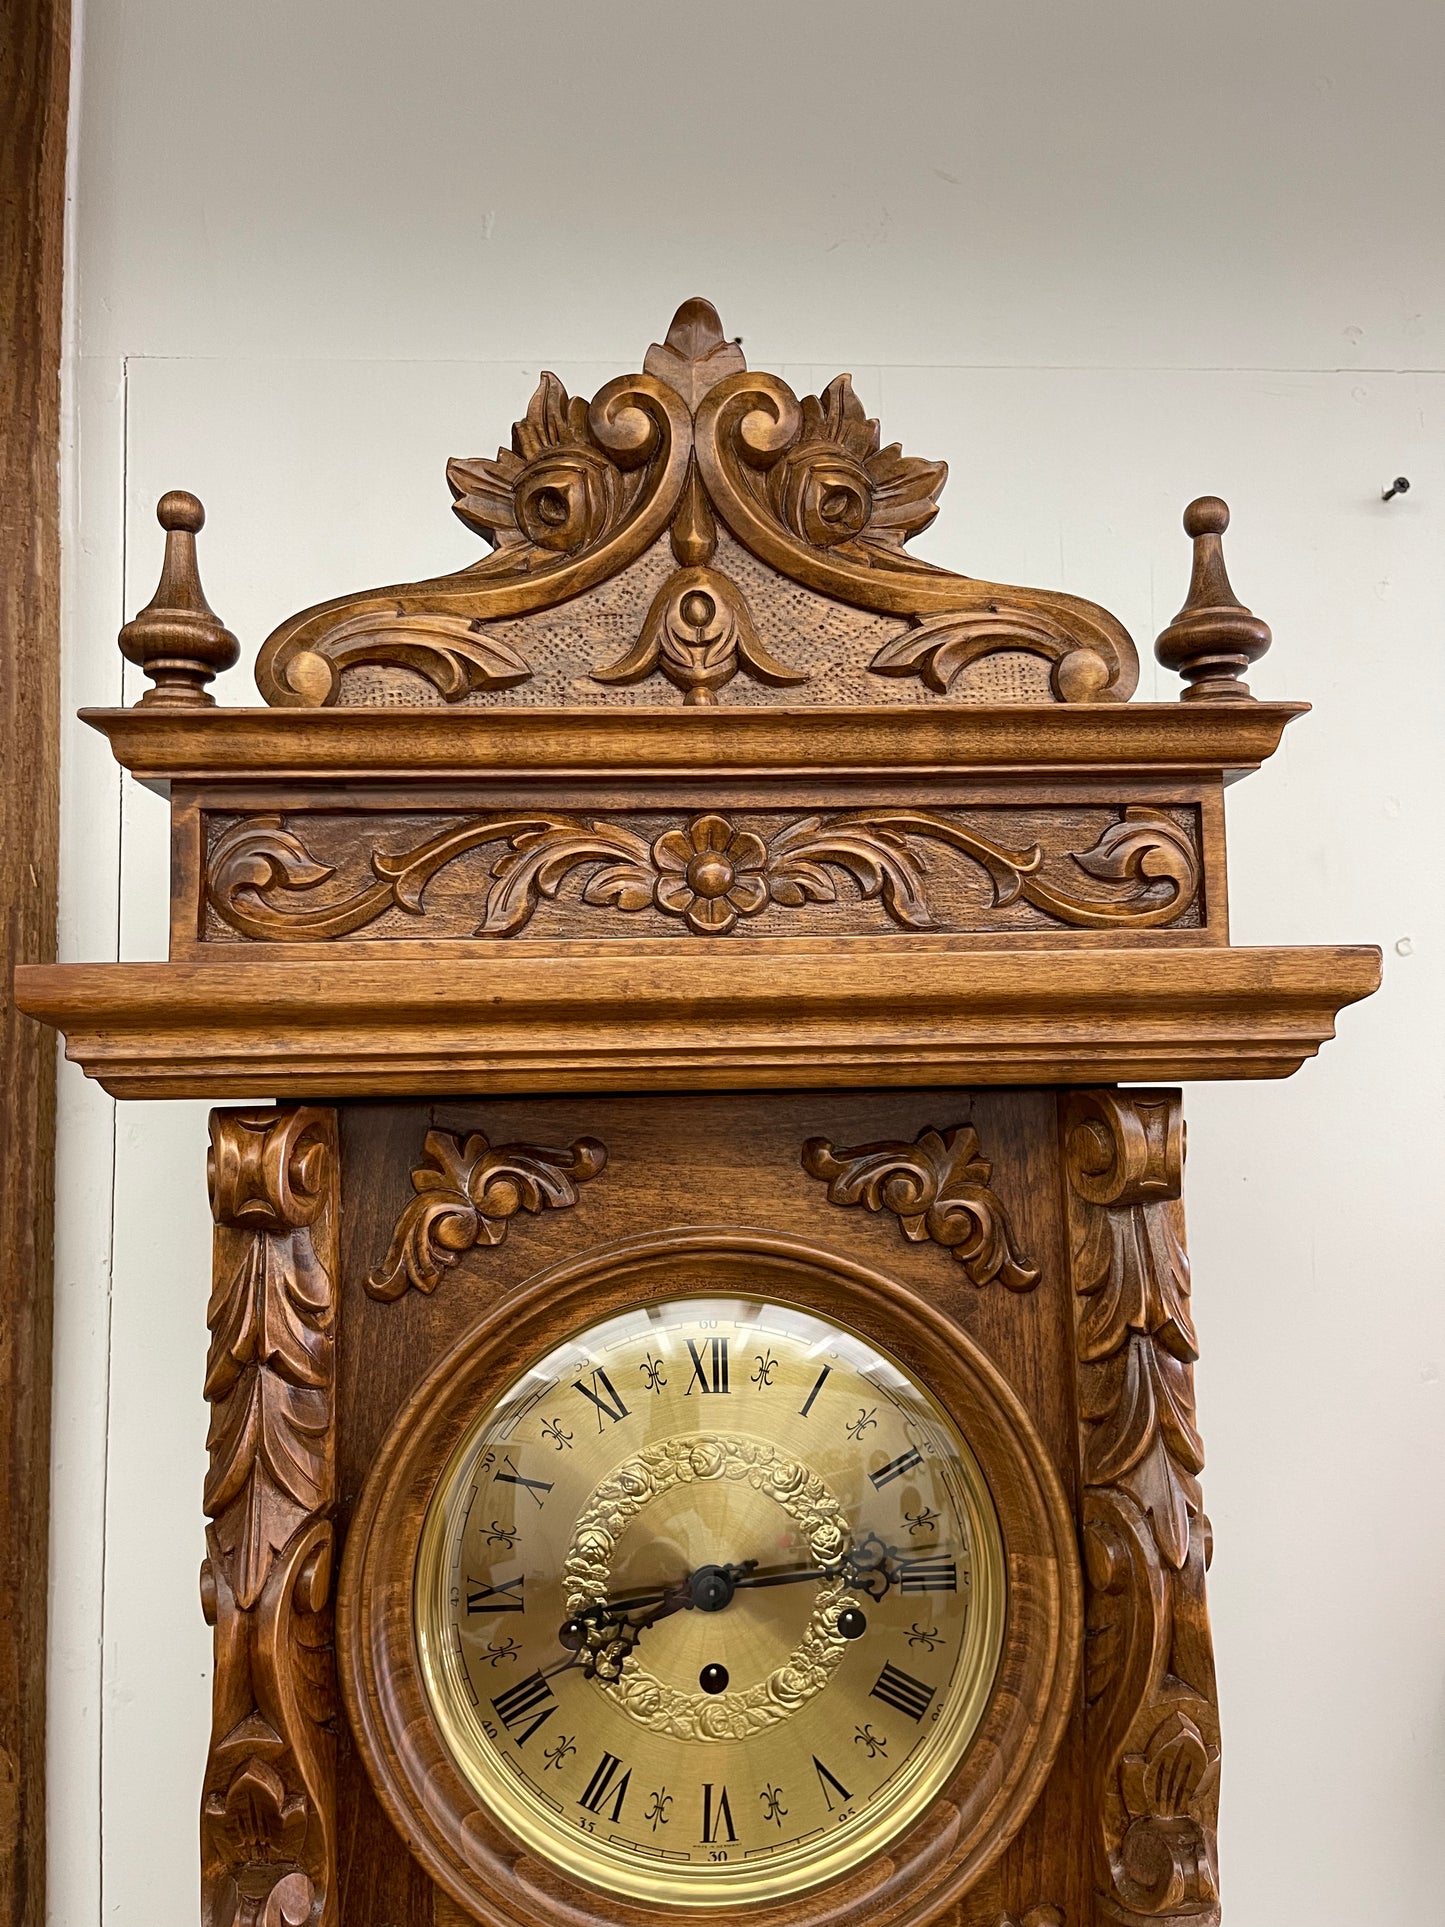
<box><xmin>15</xmin><ymin>945</ymin><xmax>1381</xmax><ymax>1100</ymax></box>
<box><xmin>83</xmin><ymin>700</ymin><xmax>1308</xmax><ymax>790</ymax></box>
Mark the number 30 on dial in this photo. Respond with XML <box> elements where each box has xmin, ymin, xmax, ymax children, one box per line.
<box><xmin>414</xmin><ymin>1296</ymin><xmax>1007</xmax><ymax>1905</ymax></box>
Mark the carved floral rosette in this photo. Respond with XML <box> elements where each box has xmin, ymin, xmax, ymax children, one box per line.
<box><xmin>203</xmin><ymin>1106</ymin><xmax>339</xmax><ymax>1927</ymax></box>
<box><xmin>1062</xmin><ymin>1091</ymin><xmax>1220</xmax><ymax>1926</ymax></box>
<box><xmin>253</xmin><ymin>299</ymin><xmax>1138</xmax><ymax>709</ymax></box>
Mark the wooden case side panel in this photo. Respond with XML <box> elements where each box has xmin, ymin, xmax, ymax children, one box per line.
<box><xmin>203</xmin><ymin>1106</ymin><xmax>340</xmax><ymax>1927</ymax></box>
<box><xmin>332</xmin><ymin>1089</ymin><xmax>1090</xmax><ymax>1927</ymax></box>
<box><xmin>1061</xmin><ymin>1089</ymin><xmax>1220</xmax><ymax>1927</ymax></box>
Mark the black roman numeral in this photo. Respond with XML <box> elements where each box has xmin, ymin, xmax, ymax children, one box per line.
<box><xmin>897</xmin><ymin>1556</ymin><xmax>957</xmax><ymax>1594</ymax></box>
<box><xmin>685</xmin><ymin>1337</ymin><xmax>729</xmax><ymax>1395</ymax></box>
<box><xmin>572</xmin><ymin>1367</ymin><xmax>629</xmax><ymax>1429</ymax></box>
<box><xmin>700</xmin><ymin>1782</ymin><xmax>736</xmax><ymax>1842</ymax></box>
<box><xmin>495</xmin><ymin>1455</ymin><xmax>553</xmax><ymax>1508</ymax></box>
<box><xmin>491</xmin><ymin>1669</ymin><xmax>557</xmax><ymax>1745</ymax></box>
<box><xmin>812</xmin><ymin>1756</ymin><xmax>851</xmax><ymax>1812</ymax></box>
<box><xmin>870</xmin><ymin>1662</ymin><xmax>936</xmax><ymax>1723</ymax></box>
<box><xmin>799</xmin><ymin>1364</ymin><xmax>831</xmax><ymax>1417</ymax></box>
<box><xmin>466</xmin><ymin>1574</ymin><xmax>525</xmax><ymax>1614</ymax></box>
<box><xmin>868</xmin><ymin>1447</ymin><xmax>923</xmax><ymax>1490</ymax></box>
<box><xmin>578</xmin><ymin>1751</ymin><xmax>631</xmax><ymax>1822</ymax></box>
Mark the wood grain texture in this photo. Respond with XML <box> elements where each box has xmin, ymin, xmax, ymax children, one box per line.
<box><xmin>0</xmin><ymin>3</ymin><xmax>68</xmax><ymax>1922</ymax></box>
<box><xmin>79</xmin><ymin>700</ymin><xmax>1308</xmax><ymax>785</ymax></box>
<box><xmin>1061</xmin><ymin>1091</ymin><xmax>1219</xmax><ymax>1924</ymax></box>
<box><xmin>204</xmin><ymin>1108</ymin><xmax>340</xmax><ymax>1927</ymax></box>
<box><xmin>14</xmin><ymin>943</ymin><xmax>1382</xmax><ymax>1099</ymax></box>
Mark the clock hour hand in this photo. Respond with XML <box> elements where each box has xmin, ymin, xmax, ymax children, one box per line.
<box><xmin>558</xmin><ymin>1559</ymin><xmax>758</xmax><ymax>1679</ymax></box>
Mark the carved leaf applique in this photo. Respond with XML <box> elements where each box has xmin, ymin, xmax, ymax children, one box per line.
<box><xmin>203</xmin><ymin>1226</ymin><xmax>332</xmax><ymax>1611</ymax></box>
<box><xmin>368</xmin><ymin>1128</ymin><xmax>607</xmax><ymax>1301</ymax></box>
<box><xmin>1073</xmin><ymin>1191</ymin><xmax>1198</xmax><ymax>1364</ymax></box>
<box><xmin>803</xmin><ymin>1125</ymin><xmax>1039</xmax><ymax>1291</ymax></box>
<box><xmin>1080</xmin><ymin>1338</ymin><xmax>1203</xmax><ymax>1571</ymax></box>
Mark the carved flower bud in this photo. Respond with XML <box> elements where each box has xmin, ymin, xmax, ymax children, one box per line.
<box><xmin>770</xmin><ymin>448</ymin><xmax>874</xmax><ymax>549</ymax></box>
<box><xmin>513</xmin><ymin>447</ymin><xmax>622</xmax><ymax>553</ymax></box>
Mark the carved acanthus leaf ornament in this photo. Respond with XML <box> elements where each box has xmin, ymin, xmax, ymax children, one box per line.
<box><xmin>803</xmin><ymin>1124</ymin><xmax>1039</xmax><ymax>1290</ymax></box>
<box><xmin>1064</xmin><ymin>1090</ymin><xmax>1220</xmax><ymax>1927</ymax></box>
<box><xmin>253</xmin><ymin>298</ymin><xmax>1138</xmax><ymax>706</ymax></box>
<box><xmin>203</xmin><ymin>1107</ymin><xmax>338</xmax><ymax>1927</ymax></box>
<box><xmin>368</xmin><ymin>1126</ymin><xmax>607</xmax><ymax>1301</ymax></box>
<box><xmin>205</xmin><ymin>805</ymin><xmax>1198</xmax><ymax>942</ymax></box>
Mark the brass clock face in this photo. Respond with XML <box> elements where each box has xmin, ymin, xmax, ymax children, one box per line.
<box><xmin>414</xmin><ymin>1295</ymin><xmax>1006</xmax><ymax>1906</ymax></box>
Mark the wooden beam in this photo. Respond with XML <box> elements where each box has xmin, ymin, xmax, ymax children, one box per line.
<box><xmin>0</xmin><ymin>3</ymin><xmax>69</xmax><ymax>1925</ymax></box>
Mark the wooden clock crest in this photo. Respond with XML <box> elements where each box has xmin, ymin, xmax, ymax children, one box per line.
<box><xmin>17</xmin><ymin>299</ymin><xmax>1379</xmax><ymax>1927</ymax></box>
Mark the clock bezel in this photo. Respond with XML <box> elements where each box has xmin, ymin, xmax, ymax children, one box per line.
<box><xmin>337</xmin><ymin>1227</ymin><xmax>1082</xmax><ymax>1927</ymax></box>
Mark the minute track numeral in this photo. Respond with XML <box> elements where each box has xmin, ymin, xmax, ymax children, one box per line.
<box><xmin>494</xmin><ymin>1455</ymin><xmax>553</xmax><ymax>1508</ymax></box>
<box><xmin>868</xmin><ymin>1447</ymin><xmax>923</xmax><ymax>1490</ymax></box>
<box><xmin>571</xmin><ymin>1367</ymin><xmax>630</xmax><ymax>1429</ymax></box>
<box><xmin>578</xmin><ymin>1751</ymin><xmax>631</xmax><ymax>1822</ymax></box>
<box><xmin>869</xmin><ymin>1661</ymin><xmax>936</xmax><ymax>1723</ymax></box>
<box><xmin>466</xmin><ymin>1574</ymin><xmax>525</xmax><ymax>1614</ymax></box>
<box><xmin>897</xmin><ymin>1555</ymin><xmax>957</xmax><ymax>1594</ymax></box>
<box><xmin>491</xmin><ymin>1669</ymin><xmax>557</xmax><ymax>1745</ymax></box>
<box><xmin>700</xmin><ymin>1782</ymin><xmax>737</xmax><ymax>1843</ymax></box>
<box><xmin>685</xmin><ymin>1336</ymin><xmax>729</xmax><ymax>1395</ymax></box>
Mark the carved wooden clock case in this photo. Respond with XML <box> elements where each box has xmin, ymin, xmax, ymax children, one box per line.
<box><xmin>17</xmin><ymin>300</ymin><xmax>1379</xmax><ymax>1927</ymax></box>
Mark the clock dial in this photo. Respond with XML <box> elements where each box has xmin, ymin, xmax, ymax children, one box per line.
<box><xmin>415</xmin><ymin>1296</ymin><xmax>1006</xmax><ymax>1906</ymax></box>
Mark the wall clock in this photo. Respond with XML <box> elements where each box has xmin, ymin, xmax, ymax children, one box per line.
<box><xmin>16</xmin><ymin>299</ymin><xmax>1378</xmax><ymax>1927</ymax></box>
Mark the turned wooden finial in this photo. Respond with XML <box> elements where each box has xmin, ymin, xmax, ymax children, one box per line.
<box><xmin>118</xmin><ymin>491</ymin><xmax>239</xmax><ymax>706</ymax></box>
<box><xmin>1154</xmin><ymin>496</ymin><xmax>1272</xmax><ymax>702</ymax></box>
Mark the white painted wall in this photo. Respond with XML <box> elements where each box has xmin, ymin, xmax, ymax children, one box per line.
<box><xmin>54</xmin><ymin>4</ymin><xmax>1444</xmax><ymax>1924</ymax></box>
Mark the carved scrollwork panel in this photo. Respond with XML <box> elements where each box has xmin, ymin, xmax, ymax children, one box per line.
<box><xmin>204</xmin><ymin>1106</ymin><xmax>339</xmax><ymax>1927</ymax></box>
<box><xmin>1063</xmin><ymin>1090</ymin><xmax>1220</xmax><ymax>1927</ymax></box>
<box><xmin>251</xmin><ymin>299</ymin><xmax>1138</xmax><ymax>707</ymax></box>
<box><xmin>202</xmin><ymin>805</ymin><xmax>1201</xmax><ymax>944</ymax></box>
<box><xmin>802</xmin><ymin>1124</ymin><xmax>1039</xmax><ymax>1290</ymax></box>
<box><xmin>367</xmin><ymin>1127</ymin><xmax>607</xmax><ymax>1301</ymax></box>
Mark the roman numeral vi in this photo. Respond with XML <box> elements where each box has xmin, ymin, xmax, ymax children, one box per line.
<box><xmin>701</xmin><ymin>1782</ymin><xmax>736</xmax><ymax>1842</ymax></box>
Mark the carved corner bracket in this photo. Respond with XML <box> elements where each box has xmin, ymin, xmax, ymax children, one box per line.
<box><xmin>802</xmin><ymin>1124</ymin><xmax>1039</xmax><ymax>1290</ymax></box>
<box><xmin>203</xmin><ymin>1105</ymin><xmax>339</xmax><ymax>1927</ymax></box>
<box><xmin>1062</xmin><ymin>1090</ymin><xmax>1220</xmax><ymax>1925</ymax></box>
<box><xmin>367</xmin><ymin>1127</ymin><xmax>607</xmax><ymax>1301</ymax></box>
